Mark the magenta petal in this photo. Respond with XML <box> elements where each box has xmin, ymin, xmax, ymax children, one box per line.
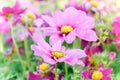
<box><xmin>101</xmin><ymin>68</ymin><xmax>113</xmax><ymax>76</ymax></box>
<box><xmin>65</xmin><ymin>31</ymin><xmax>76</xmax><ymax>44</ymax></box>
<box><xmin>42</xmin><ymin>15</ymin><xmax>56</xmax><ymax>27</ymax></box>
<box><xmin>81</xmin><ymin>70</ymin><xmax>92</xmax><ymax>79</ymax></box>
<box><xmin>76</xmin><ymin>29</ymin><xmax>97</xmax><ymax>41</ymax></box>
<box><xmin>28</xmin><ymin>72</ymin><xmax>40</xmax><ymax>80</ymax></box>
<box><xmin>2</xmin><ymin>7</ymin><xmax>14</xmax><ymax>14</ymax></box>
<box><xmin>102</xmin><ymin>76</ymin><xmax>112</xmax><ymax>80</ymax></box>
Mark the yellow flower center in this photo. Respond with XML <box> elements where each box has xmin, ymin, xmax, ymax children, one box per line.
<box><xmin>20</xmin><ymin>17</ymin><xmax>25</xmax><ymax>22</ymax></box>
<box><xmin>12</xmin><ymin>48</ymin><xmax>17</xmax><ymax>53</ymax></box>
<box><xmin>52</xmin><ymin>51</ymin><xmax>64</xmax><ymax>59</ymax></box>
<box><xmin>39</xmin><ymin>63</ymin><xmax>49</xmax><ymax>71</ymax></box>
<box><xmin>88</xmin><ymin>57</ymin><xmax>94</xmax><ymax>64</ymax></box>
<box><xmin>92</xmin><ymin>71</ymin><xmax>103</xmax><ymax>80</ymax></box>
<box><xmin>29</xmin><ymin>26</ymin><xmax>34</xmax><ymax>32</ymax></box>
<box><xmin>26</xmin><ymin>12</ymin><xmax>36</xmax><ymax>20</ymax></box>
<box><xmin>90</xmin><ymin>1</ymin><xmax>99</xmax><ymax>8</ymax></box>
<box><xmin>61</xmin><ymin>25</ymin><xmax>73</xmax><ymax>34</ymax></box>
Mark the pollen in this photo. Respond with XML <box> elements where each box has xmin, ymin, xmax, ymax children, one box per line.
<box><xmin>61</xmin><ymin>25</ymin><xmax>73</xmax><ymax>34</ymax></box>
<box><xmin>39</xmin><ymin>63</ymin><xmax>49</xmax><ymax>71</ymax></box>
<box><xmin>90</xmin><ymin>1</ymin><xmax>99</xmax><ymax>8</ymax></box>
<box><xmin>52</xmin><ymin>51</ymin><xmax>64</xmax><ymax>59</ymax></box>
<box><xmin>26</xmin><ymin>12</ymin><xmax>36</xmax><ymax>20</ymax></box>
<box><xmin>28</xmin><ymin>26</ymin><xmax>34</xmax><ymax>32</ymax></box>
<box><xmin>92</xmin><ymin>71</ymin><xmax>103</xmax><ymax>80</ymax></box>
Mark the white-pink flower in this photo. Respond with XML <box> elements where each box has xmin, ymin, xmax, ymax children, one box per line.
<box><xmin>31</xmin><ymin>31</ymin><xmax>86</xmax><ymax>66</ymax></box>
<box><xmin>42</xmin><ymin>7</ymin><xmax>97</xmax><ymax>45</ymax></box>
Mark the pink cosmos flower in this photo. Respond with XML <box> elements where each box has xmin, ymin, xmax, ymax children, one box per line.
<box><xmin>42</xmin><ymin>7</ymin><xmax>97</xmax><ymax>45</ymax></box>
<box><xmin>0</xmin><ymin>1</ymin><xmax>25</xmax><ymax>34</ymax></box>
<box><xmin>97</xmin><ymin>66</ymin><xmax>113</xmax><ymax>80</ymax></box>
<box><xmin>0</xmin><ymin>16</ymin><xmax>10</xmax><ymax>34</ymax></box>
<box><xmin>109</xmin><ymin>52</ymin><xmax>116</xmax><ymax>60</ymax></box>
<box><xmin>65</xmin><ymin>0</ymin><xmax>88</xmax><ymax>14</ymax></box>
<box><xmin>0</xmin><ymin>1</ymin><xmax>25</xmax><ymax>16</ymax></box>
<box><xmin>31</xmin><ymin>31</ymin><xmax>86</xmax><ymax>66</ymax></box>
<box><xmin>112</xmin><ymin>16</ymin><xmax>120</xmax><ymax>36</ymax></box>
<box><xmin>81</xmin><ymin>66</ymin><xmax>112</xmax><ymax>80</ymax></box>
<box><xmin>81</xmin><ymin>70</ymin><xmax>92</xmax><ymax>79</ymax></box>
<box><xmin>112</xmin><ymin>16</ymin><xmax>120</xmax><ymax>50</ymax></box>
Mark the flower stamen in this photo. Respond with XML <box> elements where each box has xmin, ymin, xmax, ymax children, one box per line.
<box><xmin>39</xmin><ymin>63</ymin><xmax>49</xmax><ymax>71</ymax></box>
<box><xmin>52</xmin><ymin>51</ymin><xmax>64</xmax><ymax>59</ymax></box>
<box><xmin>92</xmin><ymin>71</ymin><xmax>103</xmax><ymax>80</ymax></box>
<box><xmin>90</xmin><ymin>1</ymin><xmax>99</xmax><ymax>8</ymax></box>
<box><xmin>61</xmin><ymin>25</ymin><xmax>73</xmax><ymax>34</ymax></box>
<box><xmin>26</xmin><ymin>12</ymin><xmax>36</xmax><ymax>20</ymax></box>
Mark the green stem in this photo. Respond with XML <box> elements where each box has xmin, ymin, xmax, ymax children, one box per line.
<box><xmin>65</xmin><ymin>43</ymin><xmax>69</xmax><ymax>80</ymax></box>
<box><xmin>0</xmin><ymin>33</ymin><xmax>4</xmax><ymax>53</ymax></box>
<box><xmin>55</xmin><ymin>64</ymin><xmax>58</xmax><ymax>80</ymax></box>
<box><xmin>10</xmin><ymin>22</ymin><xmax>26</xmax><ymax>78</ymax></box>
<box><xmin>65</xmin><ymin>63</ymin><xmax>68</xmax><ymax>80</ymax></box>
<box><xmin>73</xmin><ymin>38</ymin><xmax>81</xmax><ymax>49</ymax></box>
<box><xmin>24</xmin><ymin>27</ymin><xmax>31</xmax><ymax>71</ymax></box>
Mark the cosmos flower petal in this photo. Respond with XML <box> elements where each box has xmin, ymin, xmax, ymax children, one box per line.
<box><xmin>101</xmin><ymin>68</ymin><xmax>113</xmax><ymax>76</ymax></box>
<box><xmin>42</xmin><ymin>15</ymin><xmax>56</xmax><ymax>27</ymax></box>
<box><xmin>102</xmin><ymin>76</ymin><xmax>112</xmax><ymax>80</ymax></box>
<box><xmin>32</xmin><ymin>31</ymin><xmax>51</xmax><ymax>51</ymax></box>
<box><xmin>66</xmin><ymin>49</ymin><xmax>86</xmax><ymax>58</ymax></box>
<box><xmin>53</xmin><ymin>10</ymin><xmax>64</xmax><ymax>26</ymax></box>
<box><xmin>65</xmin><ymin>30</ymin><xmax>76</xmax><ymax>43</ymax></box>
<box><xmin>42</xmin><ymin>27</ymin><xmax>60</xmax><ymax>36</ymax></box>
<box><xmin>76</xmin><ymin>29</ymin><xmax>97</xmax><ymax>41</ymax></box>
<box><xmin>31</xmin><ymin>45</ymin><xmax>51</xmax><ymax>57</ymax></box>
<box><xmin>76</xmin><ymin>16</ymin><xmax>94</xmax><ymax>29</ymax></box>
<box><xmin>52</xmin><ymin>41</ymin><xmax>63</xmax><ymax>51</ymax></box>
<box><xmin>0</xmin><ymin>20</ymin><xmax>10</xmax><ymax>33</ymax></box>
<box><xmin>77</xmin><ymin>60</ymin><xmax>85</xmax><ymax>67</ymax></box>
<box><xmin>49</xmin><ymin>35</ymin><xmax>64</xmax><ymax>45</ymax></box>
<box><xmin>42</xmin><ymin>55</ymin><xmax>56</xmax><ymax>64</ymax></box>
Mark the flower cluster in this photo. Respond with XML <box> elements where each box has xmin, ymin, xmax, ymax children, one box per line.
<box><xmin>0</xmin><ymin>0</ymin><xmax>120</xmax><ymax>80</ymax></box>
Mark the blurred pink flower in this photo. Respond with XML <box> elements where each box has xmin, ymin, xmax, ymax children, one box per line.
<box><xmin>81</xmin><ymin>66</ymin><xmax>113</xmax><ymax>80</ymax></box>
<box><xmin>65</xmin><ymin>0</ymin><xmax>88</xmax><ymax>14</ymax></box>
<box><xmin>0</xmin><ymin>17</ymin><xmax>10</xmax><ymax>33</ymax></box>
<box><xmin>109</xmin><ymin>52</ymin><xmax>116</xmax><ymax>60</ymax></box>
<box><xmin>42</xmin><ymin>7</ymin><xmax>97</xmax><ymax>44</ymax></box>
<box><xmin>0</xmin><ymin>1</ymin><xmax>25</xmax><ymax>16</ymax></box>
<box><xmin>0</xmin><ymin>1</ymin><xmax>25</xmax><ymax>34</ymax></box>
<box><xmin>112</xmin><ymin>16</ymin><xmax>120</xmax><ymax>50</ymax></box>
<box><xmin>112</xmin><ymin>16</ymin><xmax>120</xmax><ymax>36</ymax></box>
<box><xmin>19</xmin><ymin>0</ymin><xmax>39</xmax><ymax>14</ymax></box>
<box><xmin>31</xmin><ymin>31</ymin><xmax>86</xmax><ymax>66</ymax></box>
<box><xmin>81</xmin><ymin>70</ymin><xmax>92</xmax><ymax>79</ymax></box>
<box><xmin>98</xmin><ymin>66</ymin><xmax>113</xmax><ymax>80</ymax></box>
